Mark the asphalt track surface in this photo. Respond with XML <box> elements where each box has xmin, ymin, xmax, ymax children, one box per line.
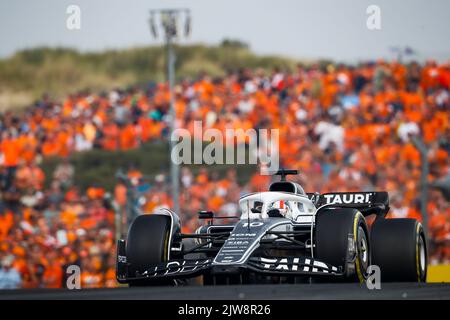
<box><xmin>1</xmin><ymin>283</ymin><xmax>450</xmax><ymax>300</ymax></box>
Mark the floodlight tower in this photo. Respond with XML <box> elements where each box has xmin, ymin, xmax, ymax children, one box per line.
<box><xmin>411</xmin><ymin>136</ymin><xmax>429</xmax><ymax>239</ymax></box>
<box><xmin>148</xmin><ymin>9</ymin><xmax>191</xmax><ymax>215</ymax></box>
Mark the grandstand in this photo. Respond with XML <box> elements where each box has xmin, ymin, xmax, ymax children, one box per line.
<box><xmin>0</xmin><ymin>58</ymin><xmax>449</xmax><ymax>288</ymax></box>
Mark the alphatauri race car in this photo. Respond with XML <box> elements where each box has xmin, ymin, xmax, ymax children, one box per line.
<box><xmin>116</xmin><ymin>169</ymin><xmax>427</xmax><ymax>286</ymax></box>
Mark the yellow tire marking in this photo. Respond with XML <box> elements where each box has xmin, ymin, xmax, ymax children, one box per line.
<box><xmin>163</xmin><ymin>230</ymin><xmax>170</xmax><ymax>261</ymax></box>
<box><xmin>415</xmin><ymin>222</ymin><xmax>421</xmax><ymax>282</ymax></box>
<box><xmin>353</xmin><ymin>212</ymin><xmax>365</xmax><ymax>283</ymax></box>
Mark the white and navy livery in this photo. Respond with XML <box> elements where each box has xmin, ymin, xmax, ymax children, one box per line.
<box><xmin>117</xmin><ymin>169</ymin><xmax>428</xmax><ymax>286</ymax></box>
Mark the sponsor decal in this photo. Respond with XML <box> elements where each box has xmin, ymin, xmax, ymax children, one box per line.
<box><xmin>257</xmin><ymin>257</ymin><xmax>339</xmax><ymax>273</ymax></box>
<box><xmin>141</xmin><ymin>259</ymin><xmax>211</xmax><ymax>277</ymax></box>
<box><xmin>322</xmin><ymin>193</ymin><xmax>373</xmax><ymax>205</ymax></box>
<box><xmin>213</xmin><ymin>220</ymin><xmax>288</xmax><ymax>265</ymax></box>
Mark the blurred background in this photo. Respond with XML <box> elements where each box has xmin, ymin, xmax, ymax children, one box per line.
<box><xmin>0</xmin><ymin>0</ymin><xmax>448</xmax><ymax>288</ymax></box>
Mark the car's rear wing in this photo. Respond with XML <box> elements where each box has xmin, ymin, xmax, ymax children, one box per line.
<box><xmin>307</xmin><ymin>191</ymin><xmax>390</xmax><ymax>216</ymax></box>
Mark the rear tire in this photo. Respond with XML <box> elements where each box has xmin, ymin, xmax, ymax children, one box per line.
<box><xmin>371</xmin><ymin>218</ymin><xmax>427</xmax><ymax>282</ymax></box>
<box><xmin>315</xmin><ymin>208</ymin><xmax>370</xmax><ymax>282</ymax></box>
<box><xmin>126</xmin><ymin>214</ymin><xmax>173</xmax><ymax>286</ymax></box>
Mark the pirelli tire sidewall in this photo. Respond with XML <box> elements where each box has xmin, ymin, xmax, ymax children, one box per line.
<box><xmin>371</xmin><ymin>218</ymin><xmax>427</xmax><ymax>282</ymax></box>
<box><xmin>315</xmin><ymin>208</ymin><xmax>370</xmax><ymax>282</ymax></box>
<box><xmin>126</xmin><ymin>214</ymin><xmax>173</xmax><ymax>286</ymax></box>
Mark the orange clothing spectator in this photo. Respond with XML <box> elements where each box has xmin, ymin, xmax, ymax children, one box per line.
<box><xmin>42</xmin><ymin>264</ymin><xmax>63</xmax><ymax>288</ymax></box>
<box><xmin>1</xmin><ymin>137</ymin><xmax>21</xmax><ymax>167</ymax></box>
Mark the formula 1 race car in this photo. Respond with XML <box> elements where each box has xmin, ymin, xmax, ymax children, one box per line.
<box><xmin>116</xmin><ymin>169</ymin><xmax>427</xmax><ymax>286</ymax></box>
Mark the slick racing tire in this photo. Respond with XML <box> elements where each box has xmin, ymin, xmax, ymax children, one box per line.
<box><xmin>126</xmin><ymin>214</ymin><xmax>172</xmax><ymax>286</ymax></box>
<box><xmin>371</xmin><ymin>218</ymin><xmax>427</xmax><ymax>282</ymax></box>
<box><xmin>315</xmin><ymin>208</ymin><xmax>370</xmax><ymax>283</ymax></box>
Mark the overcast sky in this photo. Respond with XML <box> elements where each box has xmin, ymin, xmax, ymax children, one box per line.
<box><xmin>1</xmin><ymin>0</ymin><xmax>449</xmax><ymax>62</ymax></box>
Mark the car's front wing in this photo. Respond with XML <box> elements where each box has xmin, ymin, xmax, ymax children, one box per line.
<box><xmin>116</xmin><ymin>254</ymin><xmax>345</xmax><ymax>284</ymax></box>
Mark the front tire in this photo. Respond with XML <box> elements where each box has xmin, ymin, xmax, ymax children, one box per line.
<box><xmin>315</xmin><ymin>208</ymin><xmax>370</xmax><ymax>282</ymax></box>
<box><xmin>371</xmin><ymin>218</ymin><xmax>427</xmax><ymax>282</ymax></box>
<box><xmin>126</xmin><ymin>214</ymin><xmax>173</xmax><ymax>286</ymax></box>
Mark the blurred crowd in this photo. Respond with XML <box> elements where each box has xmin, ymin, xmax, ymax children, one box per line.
<box><xmin>0</xmin><ymin>59</ymin><xmax>449</xmax><ymax>288</ymax></box>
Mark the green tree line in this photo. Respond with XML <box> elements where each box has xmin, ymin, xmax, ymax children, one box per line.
<box><xmin>0</xmin><ymin>40</ymin><xmax>299</xmax><ymax>111</ymax></box>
